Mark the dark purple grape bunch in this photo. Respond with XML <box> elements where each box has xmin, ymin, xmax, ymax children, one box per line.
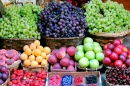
<box><xmin>38</xmin><ymin>1</ymin><xmax>86</xmax><ymax>38</ymax></box>
<box><xmin>106</xmin><ymin>67</ymin><xmax>130</xmax><ymax>85</ymax></box>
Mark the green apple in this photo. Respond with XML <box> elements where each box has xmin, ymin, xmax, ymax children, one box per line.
<box><xmin>79</xmin><ymin>57</ymin><xmax>89</xmax><ymax>68</ymax></box>
<box><xmin>93</xmin><ymin>42</ymin><xmax>100</xmax><ymax>47</ymax></box>
<box><xmin>84</xmin><ymin>43</ymin><xmax>93</xmax><ymax>52</ymax></box>
<box><xmin>93</xmin><ymin>46</ymin><xmax>102</xmax><ymax>53</ymax></box>
<box><xmin>89</xmin><ymin>59</ymin><xmax>99</xmax><ymax>69</ymax></box>
<box><xmin>74</xmin><ymin>51</ymin><xmax>84</xmax><ymax>61</ymax></box>
<box><xmin>85</xmin><ymin>51</ymin><xmax>95</xmax><ymax>60</ymax></box>
<box><xmin>84</xmin><ymin>37</ymin><xmax>93</xmax><ymax>44</ymax></box>
<box><xmin>96</xmin><ymin>52</ymin><xmax>104</xmax><ymax>62</ymax></box>
<box><xmin>76</xmin><ymin>45</ymin><xmax>84</xmax><ymax>51</ymax></box>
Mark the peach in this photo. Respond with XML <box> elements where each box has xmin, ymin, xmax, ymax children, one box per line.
<box><xmin>59</xmin><ymin>47</ymin><xmax>67</xmax><ymax>53</ymax></box>
<box><xmin>56</xmin><ymin>50</ymin><xmax>66</xmax><ymax>59</ymax></box>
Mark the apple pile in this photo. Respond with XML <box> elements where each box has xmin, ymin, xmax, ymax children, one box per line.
<box><xmin>103</xmin><ymin>39</ymin><xmax>130</xmax><ymax>67</ymax></box>
<box><xmin>20</xmin><ymin>40</ymin><xmax>50</xmax><ymax>68</ymax></box>
<box><xmin>48</xmin><ymin>46</ymin><xmax>76</xmax><ymax>71</ymax></box>
<box><xmin>75</xmin><ymin>37</ymin><xmax>104</xmax><ymax>69</ymax></box>
<box><xmin>0</xmin><ymin>66</ymin><xmax>9</xmax><ymax>85</ymax></box>
<box><xmin>8</xmin><ymin>69</ymin><xmax>47</xmax><ymax>86</ymax></box>
<box><xmin>0</xmin><ymin>49</ymin><xmax>20</xmax><ymax>66</ymax></box>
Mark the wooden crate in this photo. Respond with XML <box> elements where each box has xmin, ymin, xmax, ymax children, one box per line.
<box><xmin>48</xmin><ymin>71</ymin><xmax>101</xmax><ymax>86</ymax></box>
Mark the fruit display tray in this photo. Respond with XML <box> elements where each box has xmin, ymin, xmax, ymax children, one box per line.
<box><xmin>48</xmin><ymin>71</ymin><xmax>101</xmax><ymax>86</ymax></box>
<box><xmin>50</xmin><ymin>62</ymin><xmax>77</xmax><ymax>72</ymax></box>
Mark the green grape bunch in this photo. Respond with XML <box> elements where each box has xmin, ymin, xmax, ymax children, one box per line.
<box><xmin>83</xmin><ymin>0</ymin><xmax>130</xmax><ymax>34</ymax></box>
<box><xmin>0</xmin><ymin>3</ymin><xmax>42</xmax><ymax>39</ymax></box>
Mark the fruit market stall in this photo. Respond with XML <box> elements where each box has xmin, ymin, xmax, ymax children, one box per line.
<box><xmin>0</xmin><ymin>0</ymin><xmax>130</xmax><ymax>86</ymax></box>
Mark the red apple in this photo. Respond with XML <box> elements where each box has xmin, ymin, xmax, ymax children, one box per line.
<box><xmin>114</xmin><ymin>60</ymin><xmax>123</xmax><ymax>67</ymax></box>
<box><xmin>107</xmin><ymin>43</ymin><xmax>114</xmax><ymax>51</ymax></box>
<box><xmin>110</xmin><ymin>52</ymin><xmax>118</xmax><ymax>61</ymax></box>
<box><xmin>104</xmin><ymin>49</ymin><xmax>112</xmax><ymax>57</ymax></box>
<box><xmin>103</xmin><ymin>57</ymin><xmax>111</xmax><ymax>66</ymax></box>
<box><xmin>119</xmin><ymin>54</ymin><xmax>126</xmax><ymax>62</ymax></box>
<box><xmin>114</xmin><ymin>47</ymin><xmax>122</xmax><ymax>55</ymax></box>
<box><xmin>128</xmin><ymin>55</ymin><xmax>130</xmax><ymax>58</ymax></box>
<box><xmin>103</xmin><ymin>44</ymin><xmax>108</xmax><ymax>50</ymax></box>
<box><xmin>121</xmin><ymin>52</ymin><xmax>127</xmax><ymax>57</ymax></box>
<box><xmin>128</xmin><ymin>50</ymin><xmax>130</xmax><ymax>55</ymax></box>
<box><xmin>113</xmin><ymin>39</ymin><xmax>121</xmax><ymax>46</ymax></box>
<box><xmin>116</xmin><ymin>44</ymin><xmax>123</xmax><ymax>49</ymax></box>
<box><xmin>122</xmin><ymin>46</ymin><xmax>128</xmax><ymax>52</ymax></box>
<box><xmin>125</xmin><ymin>58</ymin><xmax>130</xmax><ymax>67</ymax></box>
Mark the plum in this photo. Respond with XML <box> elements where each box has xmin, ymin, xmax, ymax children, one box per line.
<box><xmin>0</xmin><ymin>73</ymin><xmax>2</xmax><ymax>78</ymax></box>
<box><xmin>12</xmin><ymin>55</ymin><xmax>20</xmax><ymax>61</ymax></box>
<box><xmin>2</xmin><ymin>73</ymin><xmax>8</xmax><ymax>81</ymax></box>
<box><xmin>5</xmin><ymin>50</ymin><xmax>14</xmax><ymax>58</ymax></box>
<box><xmin>0</xmin><ymin>55</ymin><xmax>4</xmax><ymax>60</ymax></box>
<box><xmin>6</xmin><ymin>59</ymin><xmax>14</xmax><ymax>65</ymax></box>
<box><xmin>0</xmin><ymin>60</ymin><xmax>5</xmax><ymax>66</ymax></box>
<box><xmin>0</xmin><ymin>49</ymin><xmax>7</xmax><ymax>55</ymax></box>
<box><xmin>0</xmin><ymin>79</ymin><xmax>4</xmax><ymax>85</ymax></box>
<box><xmin>1</xmin><ymin>66</ymin><xmax>8</xmax><ymax>73</ymax></box>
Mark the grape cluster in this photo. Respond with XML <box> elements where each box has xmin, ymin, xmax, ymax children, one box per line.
<box><xmin>83</xmin><ymin>0</ymin><xmax>130</xmax><ymax>34</ymax></box>
<box><xmin>0</xmin><ymin>3</ymin><xmax>42</xmax><ymax>39</ymax></box>
<box><xmin>38</xmin><ymin>1</ymin><xmax>86</xmax><ymax>38</ymax></box>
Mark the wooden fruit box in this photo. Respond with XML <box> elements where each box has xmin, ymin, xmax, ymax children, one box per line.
<box><xmin>48</xmin><ymin>71</ymin><xmax>101</xmax><ymax>86</ymax></box>
<box><xmin>50</xmin><ymin>63</ymin><xmax>77</xmax><ymax>72</ymax></box>
<box><xmin>21</xmin><ymin>63</ymin><xmax>49</xmax><ymax>72</ymax></box>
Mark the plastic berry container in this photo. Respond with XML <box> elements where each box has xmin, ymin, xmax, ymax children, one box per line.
<box><xmin>61</xmin><ymin>75</ymin><xmax>73</xmax><ymax>86</ymax></box>
<box><xmin>73</xmin><ymin>74</ymin><xmax>83</xmax><ymax>86</ymax></box>
<box><xmin>85</xmin><ymin>74</ymin><xmax>98</xmax><ymax>86</ymax></box>
<box><xmin>48</xmin><ymin>74</ymin><xmax>61</xmax><ymax>86</ymax></box>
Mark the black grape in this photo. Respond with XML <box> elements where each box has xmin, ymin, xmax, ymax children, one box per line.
<box><xmin>38</xmin><ymin>1</ymin><xmax>87</xmax><ymax>38</ymax></box>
